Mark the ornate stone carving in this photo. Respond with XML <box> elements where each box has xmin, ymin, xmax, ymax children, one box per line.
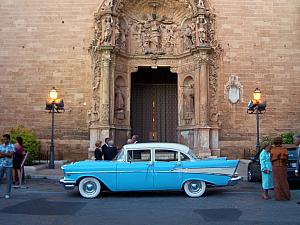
<box><xmin>208</xmin><ymin>44</ymin><xmax>222</xmax><ymax>125</ymax></box>
<box><xmin>100</xmin><ymin>103</ymin><xmax>110</xmax><ymax>123</ymax></box>
<box><xmin>224</xmin><ymin>75</ymin><xmax>243</xmax><ymax>104</ymax></box>
<box><xmin>102</xmin><ymin>15</ymin><xmax>113</xmax><ymax>45</ymax></box>
<box><xmin>183</xmin><ymin>76</ymin><xmax>195</xmax><ymax>123</ymax></box>
<box><xmin>182</xmin><ymin>25</ymin><xmax>195</xmax><ymax>51</ymax></box>
<box><xmin>114</xmin><ymin>86</ymin><xmax>126</xmax><ymax>120</ymax></box>
<box><xmin>87</xmin><ymin>101</ymin><xmax>100</xmax><ymax>126</ymax></box>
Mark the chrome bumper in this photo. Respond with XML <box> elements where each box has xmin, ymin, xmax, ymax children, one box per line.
<box><xmin>59</xmin><ymin>178</ymin><xmax>76</xmax><ymax>190</ymax></box>
<box><xmin>227</xmin><ymin>176</ymin><xmax>241</xmax><ymax>186</ymax></box>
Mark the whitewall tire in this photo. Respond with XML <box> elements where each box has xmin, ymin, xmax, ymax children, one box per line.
<box><xmin>78</xmin><ymin>177</ymin><xmax>101</xmax><ymax>199</ymax></box>
<box><xmin>183</xmin><ymin>180</ymin><xmax>206</xmax><ymax>197</ymax></box>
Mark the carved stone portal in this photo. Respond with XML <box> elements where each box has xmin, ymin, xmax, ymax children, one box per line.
<box><xmin>88</xmin><ymin>0</ymin><xmax>222</xmax><ymax>157</ymax></box>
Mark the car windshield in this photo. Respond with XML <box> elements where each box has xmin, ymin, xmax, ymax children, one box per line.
<box><xmin>115</xmin><ymin>149</ymin><xmax>125</xmax><ymax>161</ymax></box>
<box><xmin>187</xmin><ymin>149</ymin><xmax>198</xmax><ymax>160</ymax></box>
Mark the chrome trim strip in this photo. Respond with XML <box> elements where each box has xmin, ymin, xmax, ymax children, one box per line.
<box><xmin>65</xmin><ymin>167</ymin><xmax>236</xmax><ymax>176</ymax></box>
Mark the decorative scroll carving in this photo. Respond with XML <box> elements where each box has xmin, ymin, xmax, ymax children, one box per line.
<box><xmin>100</xmin><ymin>103</ymin><xmax>110</xmax><ymax>123</ymax></box>
<box><xmin>224</xmin><ymin>75</ymin><xmax>243</xmax><ymax>104</ymax></box>
<box><xmin>208</xmin><ymin>44</ymin><xmax>223</xmax><ymax>126</ymax></box>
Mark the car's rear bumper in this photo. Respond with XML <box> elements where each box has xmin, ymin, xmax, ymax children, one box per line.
<box><xmin>59</xmin><ymin>178</ymin><xmax>76</xmax><ymax>190</ymax></box>
<box><xmin>227</xmin><ymin>176</ymin><xmax>241</xmax><ymax>186</ymax></box>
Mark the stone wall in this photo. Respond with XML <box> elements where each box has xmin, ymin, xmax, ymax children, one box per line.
<box><xmin>0</xmin><ymin>0</ymin><xmax>299</xmax><ymax>159</ymax></box>
<box><xmin>211</xmin><ymin>0</ymin><xmax>300</xmax><ymax>157</ymax></box>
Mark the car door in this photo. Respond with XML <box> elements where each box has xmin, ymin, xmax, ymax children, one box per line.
<box><xmin>153</xmin><ymin>149</ymin><xmax>182</xmax><ymax>190</ymax></box>
<box><xmin>116</xmin><ymin>149</ymin><xmax>154</xmax><ymax>191</ymax></box>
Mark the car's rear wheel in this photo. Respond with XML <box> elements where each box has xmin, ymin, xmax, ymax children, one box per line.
<box><xmin>78</xmin><ymin>177</ymin><xmax>101</xmax><ymax>198</ymax></box>
<box><xmin>183</xmin><ymin>180</ymin><xmax>206</xmax><ymax>197</ymax></box>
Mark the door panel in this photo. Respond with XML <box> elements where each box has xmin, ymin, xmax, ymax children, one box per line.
<box><xmin>131</xmin><ymin>84</ymin><xmax>178</xmax><ymax>142</ymax></box>
<box><xmin>116</xmin><ymin>162</ymin><xmax>154</xmax><ymax>191</ymax></box>
<box><xmin>153</xmin><ymin>149</ymin><xmax>182</xmax><ymax>189</ymax></box>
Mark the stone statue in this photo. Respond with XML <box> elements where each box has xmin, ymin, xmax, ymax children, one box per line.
<box><xmin>102</xmin><ymin>16</ymin><xmax>113</xmax><ymax>44</ymax></box>
<box><xmin>115</xmin><ymin>87</ymin><xmax>125</xmax><ymax>110</ymax></box>
<box><xmin>183</xmin><ymin>26</ymin><xmax>194</xmax><ymax>50</ymax></box>
<box><xmin>115</xmin><ymin>86</ymin><xmax>125</xmax><ymax>120</ymax></box>
<box><xmin>183</xmin><ymin>84</ymin><xmax>195</xmax><ymax>119</ymax></box>
<box><xmin>197</xmin><ymin>17</ymin><xmax>207</xmax><ymax>45</ymax></box>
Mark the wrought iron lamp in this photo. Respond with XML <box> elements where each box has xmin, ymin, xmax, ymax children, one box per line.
<box><xmin>46</xmin><ymin>87</ymin><xmax>64</xmax><ymax>169</ymax></box>
<box><xmin>247</xmin><ymin>88</ymin><xmax>266</xmax><ymax>153</ymax></box>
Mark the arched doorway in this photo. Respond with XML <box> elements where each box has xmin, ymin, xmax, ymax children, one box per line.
<box><xmin>131</xmin><ymin>67</ymin><xmax>178</xmax><ymax>142</ymax></box>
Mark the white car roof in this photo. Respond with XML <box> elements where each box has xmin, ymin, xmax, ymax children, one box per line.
<box><xmin>123</xmin><ymin>142</ymin><xmax>191</xmax><ymax>154</ymax></box>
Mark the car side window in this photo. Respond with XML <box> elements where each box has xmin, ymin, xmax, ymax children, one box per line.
<box><xmin>155</xmin><ymin>150</ymin><xmax>178</xmax><ymax>162</ymax></box>
<box><xmin>127</xmin><ymin>150</ymin><xmax>151</xmax><ymax>162</ymax></box>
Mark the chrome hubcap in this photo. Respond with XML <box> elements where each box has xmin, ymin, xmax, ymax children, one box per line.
<box><xmin>188</xmin><ymin>181</ymin><xmax>202</xmax><ymax>193</ymax></box>
<box><xmin>83</xmin><ymin>181</ymin><xmax>97</xmax><ymax>194</ymax></box>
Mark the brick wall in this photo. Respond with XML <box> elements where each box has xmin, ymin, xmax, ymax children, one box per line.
<box><xmin>0</xmin><ymin>0</ymin><xmax>299</xmax><ymax>159</ymax></box>
<box><xmin>0</xmin><ymin>0</ymin><xmax>99</xmax><ymax>159</ymax></box>
<box><xmin>211</xmin><ymin>0</ymin><xmax>300</xmax><ymax>158</ymax></box>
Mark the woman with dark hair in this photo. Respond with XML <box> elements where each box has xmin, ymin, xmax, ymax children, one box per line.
<box><xmin>270</xmin><ymin>136</ymin><xmax>291</xmax><ymax>200</ymax></box>
<box><xmin>13</xmin><ymin>137</ymin><xmax>25</xmax><ymax>185</ymax></box>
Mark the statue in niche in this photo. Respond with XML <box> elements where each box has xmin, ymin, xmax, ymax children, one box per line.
<box><xmin>120</xmin><ymin>25</ymin><xmax>128</xmax><ymax>49</ymax></box>
<box><xmin>115</xmin><ymin>86</ymin><xmax>125</xmax><ymax>120</ymax></box>
<box><xmin>102</xmin><ymin>16</ymin><xmax>113</xmax><ymax>44</ymax></box>
<box><xmin>183</xmin><ymin>26</ymin><xmax>194</xmax><ymax>50</ymax></box>
<box><xmin>115</xmin><ymin>21</ymin><xmax>121</xmax><ymax>46</ymax></box>
<box><xmin>183</xmin><ymin>84</ymin><xmax>195</xmax><ymax>119</ymax></box>
<box><xmin>197</xmin><ymin>17</ymin><xmax>207</xmax><ymax>45</ymax></box>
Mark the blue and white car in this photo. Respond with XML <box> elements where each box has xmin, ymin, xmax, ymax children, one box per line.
<box><xmin>60</xmin><ymin>143</ymin><xmax>240</xmax><ymax>198</ymax></box>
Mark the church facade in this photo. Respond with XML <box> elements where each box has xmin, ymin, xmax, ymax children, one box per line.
<box><xmin>0</xmin><ymin>0</ymin><xmax>299</xmax><ymax>160</ymax></box>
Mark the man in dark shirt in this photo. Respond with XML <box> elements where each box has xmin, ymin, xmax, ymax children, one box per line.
<box><xmin>101</xmin><ymin>137</ymin><xmax>110</xmax><ymax>156</ymax></box>
<box><xmin>102</xmin><ymin>139</ymin><xmax>118</xmax><ymax>160</ymax></box>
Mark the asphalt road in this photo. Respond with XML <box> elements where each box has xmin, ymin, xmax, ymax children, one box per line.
<box><xmin>0</xmin><ymin>179</ymin><xmax>299</xmax><ymax>225</ymax></box>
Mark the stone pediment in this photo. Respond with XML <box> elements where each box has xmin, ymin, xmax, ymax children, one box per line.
<box><xmin>90</xmin><ymin>0</ymin><xmax>218</xmax><ymax>56</ymax></box>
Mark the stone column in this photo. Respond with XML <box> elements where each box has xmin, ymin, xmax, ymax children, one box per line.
<box><xmin>199</xmin><ymin>59</ymin><xmax>208</xmax><ymax>126</ymax></box>
<box><xmin>101</xmin><ymin>50</ymin><xmax>111</xmax><ymax>125</ymax></box>
<box><xmin>197</xmin><ymin>54</ymin><xmax>211</xmax><ymax>157</ymax></box>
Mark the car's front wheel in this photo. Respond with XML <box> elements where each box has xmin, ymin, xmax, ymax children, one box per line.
<box><xmin>183</xmin><ymin>180</ymin><xmax>206</xmax><ymax>197</ymax></box>
<box><xmin>78</xmin><ymin>177</ymin><xmax>101</xmax><ymax>198</ymax></box>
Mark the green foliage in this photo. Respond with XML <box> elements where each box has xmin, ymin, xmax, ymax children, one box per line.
<box><xmin>281</xmin><ymin>132</ymin><xmax>295</xmax><ymax>144</ymax></box>
<box><xmin>9</xmin><ymin>126</ymin><xmax>40</xmax><ymax>165</ymax></box>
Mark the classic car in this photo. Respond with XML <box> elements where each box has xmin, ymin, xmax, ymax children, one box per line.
<box><xmin>60</xmin><ymin>143</ymin><xmax>241</xmax><ymax>198</ymax></box>
<box><xmin>247</xmin><ymin>144</ymin><xmax>300</xmax><ymax>183</ymax></box>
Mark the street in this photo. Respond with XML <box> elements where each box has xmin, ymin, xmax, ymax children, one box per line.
<box><xmin>0</xmin><ymin>179</ymin><xmax>299</xmax><ymax>225</ymax></box>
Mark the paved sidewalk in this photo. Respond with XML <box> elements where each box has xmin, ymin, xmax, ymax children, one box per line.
<box><xmin>24</xmin><ymin>159</ymin><xmax>250</xmax><ymax>181</ymax></box>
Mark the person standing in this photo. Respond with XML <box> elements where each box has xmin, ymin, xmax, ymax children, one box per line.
<box><xmin>0</xmin><ymin>134</ymin><xmax>16</xmax><ymax>199</ymax></box>
<box><xmin>131</xmin><ymin>135</ymin><xmax>139</xmax><ymax>144</ymax></box>
<box><xmin>94</xmin><ymin>140</ymin><xmax>103</xmax><ymax>160</ymax></box>
<box><xmin>293</xmin><ymin>134</ymin><xmax>300</xmax><ymax>204</ymax></box>
<box><xmin>103</xmin><ymin>139</ymin><xmax>118</xmax><ymax>160</ymax></box>
<box><xmin>259</xmin><ymin>142</ymin><xmax>274</xmax><ymax>200</ymax></box>
<box><xmin>294</xmin><ymin>134</ymin><xmax>300</xmax><ymax>177</ymax></box>
<box><xmin>101</xmin><ymin>137</ymin><xmax>110</xmax><ymax>155</ymax></box>
<box><xmin>270</xmin><ymin>137</ymin><xmax>291</xmax><ymax>201</ymax></box>
<box><xmin>13</xmin><ymin>136</ymin><xmax>25</xmax><ymax>185</ymax></box>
